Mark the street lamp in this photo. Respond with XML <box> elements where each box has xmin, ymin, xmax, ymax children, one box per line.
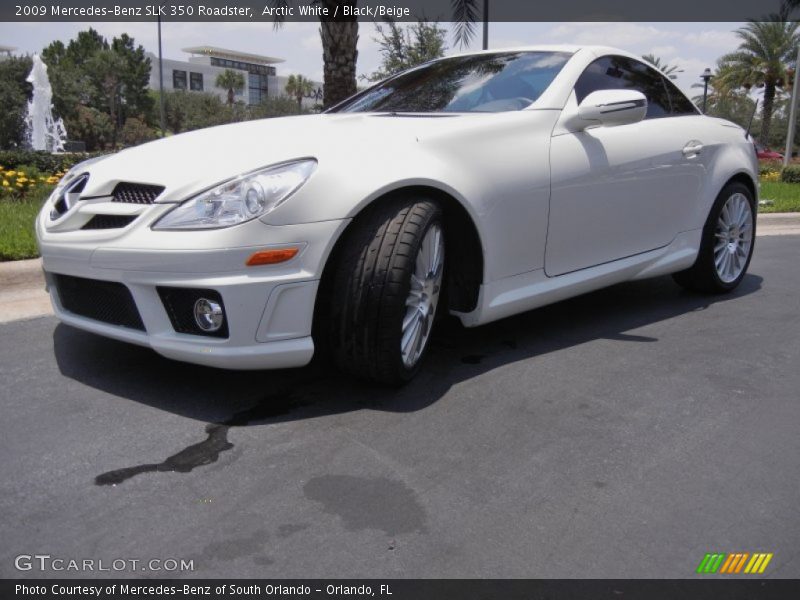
<box><xmin>700</xmin><ymin>68</ymin><xmax>712</xmax><ymax>114</ymax></box>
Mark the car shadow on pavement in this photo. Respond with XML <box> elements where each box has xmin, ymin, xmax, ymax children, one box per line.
<box><xmin>52</xmin><ymin>272</ymin><xmax>762</xmax><ymax>485</ymax></box>
<box><xmin>54</xmin><ymin>272</ymin><xmax>762</xmax><ymax>428</ymax></box>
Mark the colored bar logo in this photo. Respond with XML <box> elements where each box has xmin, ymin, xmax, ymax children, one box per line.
<box><xmin>696</xmin><ymin>552</ymin><xmax>773</xmax><ymax>574</ymax></box>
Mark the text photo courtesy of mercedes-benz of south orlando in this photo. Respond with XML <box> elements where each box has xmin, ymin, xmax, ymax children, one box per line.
<box><xmin>1</xmin><ymin>1</ymin><xmax>799</xmax><ymax>599</ymax></box>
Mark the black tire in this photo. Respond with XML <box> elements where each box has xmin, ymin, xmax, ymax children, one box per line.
<box><xmin>325</xmin><ymin>196</ymin><xmax>444</xmax><ymax>385</ymax></box>
<box><xmin>673</xmin><ymin>181</ymin><xmax>756</xmax><ymax>294</ymax></box>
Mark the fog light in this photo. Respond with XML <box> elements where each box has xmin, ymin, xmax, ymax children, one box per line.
<box><xmin>194</xmin><ymin>298</ymin><xmax>224</xmax><ymax>332</ymax></box>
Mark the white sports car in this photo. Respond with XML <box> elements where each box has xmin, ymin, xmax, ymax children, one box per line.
<box><xmin>36</xmin><ymin>45</ymin><xmax>758</xmax><ymax>384</ymax></box>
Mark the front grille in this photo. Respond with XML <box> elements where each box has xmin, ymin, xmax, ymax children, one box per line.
<box><xmin>81</xmin><ymin>215</ymin><xmax>137</xmax><ymax>230</ymax></box>
<box><xmin>157</xmin><ymin>287</ymin><xmax>229</xmax><ymax>338</ymax></box>
<box><xmin>54</xmin><ymin>274</ymin><xmax>145</xmax><ymax>331</ymax></box>
<box><xmin>112</xmin><ymin>182</ymin><xmax>165</xmax><ymax>204</ymax></box>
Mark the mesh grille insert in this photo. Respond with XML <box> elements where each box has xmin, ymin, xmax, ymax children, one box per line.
<box><xmin>112</xmin><ymin>182</ymin><xmax>165</xmax><ymax>204</ymax></box>
<box><xmin>81</xmin><ymin>215</ymin><xmax>137</xmax><ymax>230</ymax></box>
<box><xmin>54</xmin><ymin>274</ymin><xmax>145</xmax><ymax>331</ymax></box>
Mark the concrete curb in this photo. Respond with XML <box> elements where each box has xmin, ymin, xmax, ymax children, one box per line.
<box><xmin>0</xmin><ymin>258</ymin><xmax>51</xmax><ymax>323</ymax></box>
<box><xmin>2</xmin><ymin>213</ymin><xmax>799</xmax><ymax>324</ymax></box>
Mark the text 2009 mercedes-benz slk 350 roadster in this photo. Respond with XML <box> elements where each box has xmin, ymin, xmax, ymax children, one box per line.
<box><xmin>37</xmin><ymin>45</ymin><xmax>758</xmax><ymax>384</ymax></box>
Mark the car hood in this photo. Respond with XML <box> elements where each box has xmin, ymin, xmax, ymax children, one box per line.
<box><xmin>81</xmin><ymin>113</ymin><xmax>470</xmax><ymax>202</ymax></box>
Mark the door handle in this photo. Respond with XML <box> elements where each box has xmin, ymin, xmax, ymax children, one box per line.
<box><xmin>683</xmin><ymin>141</ymin><xmax>704</xmax><ymax>156</ymax></box>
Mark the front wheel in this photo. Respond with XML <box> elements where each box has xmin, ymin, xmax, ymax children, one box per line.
<box><xmin>673</xmin><ymin>181</ymin><xmax>756</xmax><ymax>293</ymax></box>
<box><xmin>326</xmin><ymin>197</ymin><xmax>445</xmax><ymax>385</ymax></box>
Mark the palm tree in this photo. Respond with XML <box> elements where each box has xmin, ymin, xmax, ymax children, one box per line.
<box><xmin>270</xmin><ymin>1</ymin><xmax>359</xmax><ymax>109</ymax></box>
<box><xmin>641</xmin><ymin>53</ymin><xmax>684</xmax><ymax>80</ymax></box>
<box><xmin>717</xmin><ymin>19</ymin><xmax>800</xmax><ymax>144</ymax></box>
<box><xmin>780</xmin><ymin>0</ymin><xmax>800</xmax><ymax>19</ymax></box>
<box><xmin>285</xmin><ymin>74</ymin><xmax>314</xmax><ymax>110</ymax></box>
<box><xmin>215</xmin><ymin>69</ymin><xmax>245</xmax><ymax>106</ymax></box>
<box><xmin>269</xmin><ymin>0</ymin><xmax>485</xmax><ymax>109</ymax></box>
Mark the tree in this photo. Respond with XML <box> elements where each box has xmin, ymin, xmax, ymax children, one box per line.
<box><xmin>41</xmin><ymin>28</ymin><xmax>153</xmax><ymax>146</ymax></box>
<box><xmin>318</xmin><ymin>1</ymin><xmax>359</xmax><ymax>107</ymax></box>
<box><xmin>111</xmin><ymin>34</ymin><xmax>154</xmax><ymax>122</ymax></box>
<box><xmin>641</xmin><ymin>53</ymin><xmax>684</xmax><ymax>80</ymax></box>
<box><xmin>285</xmin><ymin>74</ymin><xmax>315</xmax><ymax>109</ymax></box>
<box><xmin>270</xmin><ymin>0</ymin><xmax>483</xmax><ymax>108</ymax></box>
<box><xmin>364</xmin><ymin>19</ymin><xmax>447</xmax><ymax>82</ymax></box>
<box><xmin>215</xmin><ymin>69</ymin><xmax>246</xmax><ymax>105</ymax></box>
<box><xmin>0</xmin><ymin>56</ymin><xmax>32</xmax><ymax>149</ymax></box>
<box><xmin>86</xmin><ymin>49</ymin><xmax>127</xmax><ymax>147</ymax></box>
<box><xmin>717</xmin><ymin>19</ymin><xmax>800</xmax><ymax>144</ymax></box>
<box><xmin>451</xmin><ymin>0</ymin><xmax>483</xmax><ymax>49</ymax></box>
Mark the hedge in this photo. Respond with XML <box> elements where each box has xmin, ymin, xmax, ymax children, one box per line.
<box><xmin>0</xmin><ymin>150</ymin><xmax>106</xmax><ymax>174</ymax></box>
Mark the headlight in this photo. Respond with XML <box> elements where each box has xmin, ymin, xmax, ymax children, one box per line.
<box><xmin>152</xmin><ymin>159</ymin><xmax>317</xmax><ymax>230</ymax></box>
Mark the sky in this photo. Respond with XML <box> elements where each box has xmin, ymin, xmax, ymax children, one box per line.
<box><xmin>0</xmin><ymin>21</ymin><xmax>744</xmax><ymax>96</ymax></box>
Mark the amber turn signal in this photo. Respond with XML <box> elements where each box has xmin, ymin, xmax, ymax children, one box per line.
<box><xmin>245</xmin><ymin>247</ymin><xmax>299</xmax><ymax>266</ymax></box>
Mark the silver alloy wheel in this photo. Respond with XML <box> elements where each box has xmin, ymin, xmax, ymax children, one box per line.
<box><xmin>401</xmin><ymin>224</ymin><xmax>445</xmax><ymax>367</ymax></box>
<box><xmin>714</xmin><ymin>192</ymin><xmax>753</xmax><ymax>283</ymax></box>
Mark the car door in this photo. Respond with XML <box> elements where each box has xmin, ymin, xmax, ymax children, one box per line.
<box><xmin>545</xmin><ymin>55</ymin><xmax>706</xmax><ymax>277</ymax></box>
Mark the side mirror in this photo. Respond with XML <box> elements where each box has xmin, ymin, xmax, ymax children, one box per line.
<box><xmin>576</xmin><ymin>90</ymin><xmax>647</xmax><ymax>128</ymax></box>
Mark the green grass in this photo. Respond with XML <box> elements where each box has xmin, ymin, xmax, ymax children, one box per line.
<box><xmin>759</xmin><ymin>180</ymin><xmax>800</xmax><ymax>213</ymax></box>
<box><xmin>0</xmin><ymin>187</ymin><xmax>51</xmax><ymax>261</ymax></box>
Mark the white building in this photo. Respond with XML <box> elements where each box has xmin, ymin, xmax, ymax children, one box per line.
<box><xmin>147</xmin><ymin>46</ymin><xmax>322</xmax><ymax>108</ymax></box>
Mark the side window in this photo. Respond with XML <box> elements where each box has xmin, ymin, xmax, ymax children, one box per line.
<box><xmin>574</xmin><ymin>56</ymin><xmax>671</xmax><ymax>119</ymax></box>
<box><xmin>662</xmin><ymin>76</ymin><xmax>699</xmax><ymax>116</ymax></box>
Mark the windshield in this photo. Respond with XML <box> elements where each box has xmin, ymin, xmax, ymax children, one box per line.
<box><xmin>331</xmin><ymin>51</ymin><xmax>572</xmax><ymax>114</ymax></box>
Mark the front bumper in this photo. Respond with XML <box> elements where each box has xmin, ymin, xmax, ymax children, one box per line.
<box><xmin>37</xmin><ymin>211</ymin><xmax>349</xmax><ymax>370</ymax></box>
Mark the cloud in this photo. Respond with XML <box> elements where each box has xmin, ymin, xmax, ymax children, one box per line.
<box><xmin>682</xmin><ymin>29</ymin><xmax>739</xmax><ymax>51</ymax></box>
<box><xmin>648</xmin><ymin>45</ymin><xmax>678</xmax><ymax>58</ymax></box>
<box><xmin>546</xmin><ymin>22</ymin><xmax>672</xmax><ymax>46</ymax></box>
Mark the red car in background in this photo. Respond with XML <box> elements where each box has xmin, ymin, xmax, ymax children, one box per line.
<box><xmin>755</xmin><ymin>143</ymin><xmax>783</xmax><ymax>160</ymax></box>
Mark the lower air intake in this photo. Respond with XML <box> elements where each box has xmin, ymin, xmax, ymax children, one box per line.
<box><xmin>54</xmin><ymin>274</ymin><xmax>145</xmax><ymax>331</ymax></box>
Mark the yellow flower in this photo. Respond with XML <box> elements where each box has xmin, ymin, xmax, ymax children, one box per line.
<box><xmin>17</xmin><ymin>177</ymin><xmax>28</xmax><ymax>183</ymax></box>
<box><xmin>16</xmin><ymin>182</ymin><xmax>24</xmax><ymax>188</ymax></box>
<box><xmin>6</xmin><ymin>170</ymin><xmax>16</xmax><ymax>177</ymax></box>
<box><xmin>2</xmin><ymin>180</ymin><xmax>9</xmax><ymax>187</ymax></box>
<box><xmin>18</xmin><ymin>171</ymin><xmax>25</xmax><ymax>177</ymax></box>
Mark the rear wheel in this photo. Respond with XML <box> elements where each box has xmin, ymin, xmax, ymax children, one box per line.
<box><xmin>673</xmin><ymin>181</ymin><xmax>755</xmax><ymax>293</ymax></box>
<box><xmin>326</xmin><ymin>197</ymin><xmax>445</xmax><ymax>385</ymax></box>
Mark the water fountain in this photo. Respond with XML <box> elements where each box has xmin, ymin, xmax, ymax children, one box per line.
<box><xmin>24</xmin><ymin>54</ymin><xmax>67</xmax><ymax>152</ymax></box>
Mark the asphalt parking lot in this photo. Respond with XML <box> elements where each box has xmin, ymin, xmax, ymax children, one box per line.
<box><xmin>1</xmin><ymin>234</ymin><xmax>799</xmax><ymax>579</ymax></box>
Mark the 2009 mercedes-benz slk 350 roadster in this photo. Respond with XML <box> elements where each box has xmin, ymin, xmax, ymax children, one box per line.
<box><xmin>37</xmin><ymin>45</ymin><xmax>758</xmax><ymax>384</ymax></box>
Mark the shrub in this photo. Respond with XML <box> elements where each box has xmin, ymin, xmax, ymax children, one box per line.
<box><xmin>780</xmin><ymin>164</ymin><xmax>800</xmax><ymax>183</ymax></box>
<box><xmin>119</xmin><ymin>116</ymin><xmax>157</xmax><ymax>146</ymax></box>
<box><xmin>65</xmin><ymin>105</ymin><xmax>113</xmax><ymax>151</ymax></box>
